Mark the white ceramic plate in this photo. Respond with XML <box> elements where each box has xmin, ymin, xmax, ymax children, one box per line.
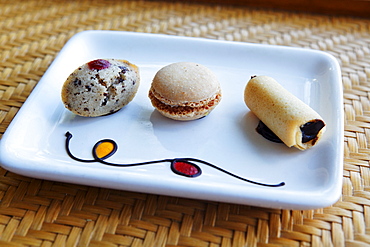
<box><xmin>0</xmin><ymin>31</ymin><xmax>343</xmax><ymax>209</ymax></box>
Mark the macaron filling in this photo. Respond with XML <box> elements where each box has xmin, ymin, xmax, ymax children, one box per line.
<box><xmin>149</xmin><ymin>88</ymin><xmax>221</xmax><ymax>120</ymax></box>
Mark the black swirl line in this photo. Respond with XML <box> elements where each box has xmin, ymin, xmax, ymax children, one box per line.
<box><xmin>65</xmin><ymin>132</ymin><xmax>285</xmax><ymax>187</ymax></box>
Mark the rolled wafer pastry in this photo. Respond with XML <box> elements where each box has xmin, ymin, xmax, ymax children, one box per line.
<box><xmin>244</xmin><ymin>75</ymin><xmax>326</xmax><ymax>150</ymax></box>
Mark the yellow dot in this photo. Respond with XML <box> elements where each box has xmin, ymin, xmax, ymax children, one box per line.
<box><xmin>95</xmin><ymin>142</ymin><xmax>115</xmax><ymax>159</ymax></box>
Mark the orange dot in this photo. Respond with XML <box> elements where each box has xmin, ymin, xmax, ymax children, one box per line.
<box><xmin>95</xmin><ymin>142</ymin><xmax>115</xmax><ymax>159</ymax></box>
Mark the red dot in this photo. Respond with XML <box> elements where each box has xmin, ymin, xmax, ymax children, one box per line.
<box><xmin>174</xmin><ymin>161</ymin><xmax>199</xmax><ymax>176</ymax></box>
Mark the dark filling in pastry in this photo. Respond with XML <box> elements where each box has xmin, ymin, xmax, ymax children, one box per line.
<box><xmin>300</xmin><ymin>119</ymin><xmax>325</xmax><ymax>143</ymax></box>
<box><xmin>256</xmin><ymin>119</ymin><xmax>325</xmax><ymax>144</ymax></box>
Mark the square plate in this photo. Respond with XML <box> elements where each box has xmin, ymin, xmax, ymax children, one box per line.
<box><xmin>0</xmin><ymin>31</ymin><xmax>343</xmax><ymax>209</ymax></box>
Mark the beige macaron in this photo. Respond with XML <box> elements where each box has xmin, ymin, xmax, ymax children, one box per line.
<box><xmin>148</xmin><ymin>62</ymin><xmax>222</xmax><ymax>121</ymax></box>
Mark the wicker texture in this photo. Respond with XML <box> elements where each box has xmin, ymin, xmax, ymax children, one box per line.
<box><xmin>0</xmin><ymin>0</ymin><xmax>370</xmax><ymax>246</ymax></box>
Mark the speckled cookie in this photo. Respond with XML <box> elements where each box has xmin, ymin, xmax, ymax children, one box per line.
<box><xmin>148</xmin><ymin>62</ymin><xmax>222</xmax><ymax>121</ymax></box>
<box><xmin>61</xmin><ymin>59</ymin><xmax>140</xmax><ymax>117</ymax></box>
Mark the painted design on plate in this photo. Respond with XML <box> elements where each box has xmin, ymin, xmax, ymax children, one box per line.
<box><xmin>65</xmin><ymin>132</ymin><xmax>285</xmax><ymax>187</ymax></box>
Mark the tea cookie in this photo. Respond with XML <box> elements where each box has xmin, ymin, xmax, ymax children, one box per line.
<box><xmin>61</xmin><ymin>59</ymin><xmax>140</xmax><ymax>117</ymax></box>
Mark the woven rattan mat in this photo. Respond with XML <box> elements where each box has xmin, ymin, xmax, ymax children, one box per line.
<box><xmin>0</xmin><ymin>0</ymin><xmax>370</xmax><ymax>246</ymax></box>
